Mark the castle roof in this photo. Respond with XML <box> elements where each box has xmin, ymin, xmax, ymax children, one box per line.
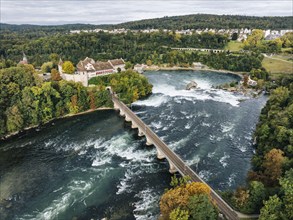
<box><xmin>109</xmin><ymin>58</ymin><xmax>125</xmax><ymax>66</ymax></box>
<box><xmin>94</xmin><ymin>61</ymin><xmax>113</xmax><ymax>71</ymax></box>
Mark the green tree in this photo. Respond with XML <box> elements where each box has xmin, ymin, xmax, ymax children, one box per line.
<box><xmin>62</xmin><ymin>61</ymin><xmax>75</xmax><ymax>74</ymax></box>
<box><xmin>125</xmin><ymin>61</ymin><xmax>133</xmax><ymax>69</ymax></box>
<box><xmin>169</xmin><ymin>207</ymin><xmax>189</xmax><ymax>220</ymax></box>
<box><xmin>279</xmin><ymin>169</ymin><xmax>293</xmax><ymax>219</ymax></box>
<box><xmin>188</xmin><ymin>194</ymin><xmax>217</xmax><ymax>220</ymax></box>
<box><xmin>41</xmin><ymin>62</ymin><xmax>53</xmax><ymax>73</ymax></box>
<box><xmin>259</xmin><ymin>195</ymin><xmax>282</xmax><ymax>220</ymax></box>
<box><xmin>244</xmin><ymin>29</ymin><xmax>264</xmax><ymax>48</ymax></box>
<box><xmin>6</xmin><ymin>105</ymin><xmax>24</xmax><ymax>133</ymax></box>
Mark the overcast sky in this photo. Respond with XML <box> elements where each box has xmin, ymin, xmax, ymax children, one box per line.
<box><xmin>1</xmin><ymin>0</ymin><xmax>292</xmax><ymax>25</ymax></box>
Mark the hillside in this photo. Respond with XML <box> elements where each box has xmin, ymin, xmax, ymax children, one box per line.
<box><xmin>101</xmin><ymin>14</ymin><xmax>293</xmax><ymax>30</ymax></box>
<box><xmin>1</xmin><ymin>14</ymin><xmax>292</xmax><ymax>33</ymax></box>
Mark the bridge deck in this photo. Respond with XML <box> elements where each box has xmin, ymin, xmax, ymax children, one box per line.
<box><xmin>112</xmin><ymin>95</ymin><xmax>240</xmax><ymax>220</ymax></box>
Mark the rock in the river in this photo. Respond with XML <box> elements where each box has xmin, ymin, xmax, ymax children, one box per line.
<box><xmin>186</xmin><ymin>81</ymin><xmax>198</xmax><ymax>90</ymax></box>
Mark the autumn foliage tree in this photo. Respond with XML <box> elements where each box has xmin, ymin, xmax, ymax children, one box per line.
<box><xmin>160</xmin><ymin>176</ymin><xmax>217</xmax><ymax>220</ymax></box>
<box><xmin>62</xmin><ymin>61</ymin><xmax>75</xmax><ymax>74</ymax></box>
<box><xmin>51</xmin><ymin>68</ymin><xmax>62</xmax><ymax>81</ymax></box>
<box><xmin>263</xmin><ymin>148</ymin><xmax>286</xmax><ymax>186</ymax></box>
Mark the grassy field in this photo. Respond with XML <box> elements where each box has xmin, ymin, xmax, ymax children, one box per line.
<box><xmin>225</xmin><ymin>41</ymin><xmax>243</xmax><ymax>52</ymax></box>
<box><xmin>272</xmin><ymin>54</ymin><xmax>293</xmax><ymax>62</ymax></box>
<box><xmin>262</xmin><ymin>57</ymin><xmax>293</xmax><ymax>75</ymax></box>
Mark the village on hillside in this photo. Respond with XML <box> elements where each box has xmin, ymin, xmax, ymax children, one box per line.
<box><xmin>70</xmin><ymin>28</ymin><xmax>293</xmax><ymax>42</ymax></box>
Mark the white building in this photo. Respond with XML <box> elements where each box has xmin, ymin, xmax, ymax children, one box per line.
<box><xmin>58</xmin><ymin>57</ymin><xmax>125</xmax><ymax>87</ymax></box>
<box><xmin>134</xmin><ymin>64</ymin><xmax>147</xmax><ymax>73</ymax></box>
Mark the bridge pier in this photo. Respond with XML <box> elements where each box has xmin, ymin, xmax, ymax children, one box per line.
<box><xmin>156</xmin><ymin>147</ymin><xmax>166</xmax><ymax>159</ymax></box>
<box><xmin>137</xmin><ymin>128</ymin><xmax>145</xmax><ymax>137</ymax></box>
<box><xmin>131</xmin><ymin>122</ymin><xmax>138</xmax><ymax>129</ymax></box>
<box><xmin>119</xmin><ymin>109</ymin><xmax>125</xmax><ymax>117</ymax></box>
<box><xmin>114</xmin><ymin>102</ymin><xmax>119</xmax><ymax>110</ymax></box>
<box><xmin>125</xmin><ymin>114</ymin><xmax>132</xmax><ymax>122</ymax></box>
<box><xmin>168</xmin><ymin>160</ymin><xmax>177</xmax><ymax>174</ymax></box>
<box><xmin>146</xmin><ymin>136</ymin><xmax>153</xmax><ymax>146</ymax></box>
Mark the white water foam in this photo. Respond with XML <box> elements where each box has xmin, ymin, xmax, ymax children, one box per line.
<box><xmin>221</xmin><ymin>122</ymin><xmax>234</xmax><ymax>133</ymax></box>
<box><xmin>117</xmin><ymin>168</ymin><xmax>139</xmax><ymax>194</ymax></box>
<box><xmin>146</xmin><ymin>82</ymin><xmax>245</xmax><ymax>107</ymax></box>
<box><xmin>150</xmin><ymin>121</ymin><xmax>163</xmax><ymax>130</ymax></box>
<box><xmin>198</xmin><ymin>170</ymin><xmax>212</xmax><ymax>181</ymax></box>
<box><xmin>19</xmin><ymin>180</ymin><xmax>93</xmax><ymax>220</ymax></box>
<box><xmin>133</xmin><ymin>189</ymin><xmax>159</xmax><ymax>220</ymax></box>
<box><xmin>186</xmin><ymin>155</ymin><xmax>200</xmax><ymax>166</ymax></box>
<box><xmin>228</xmin><ymin>173</ymin><xmax>236</xmax><ymax>187</ymax></box>
<box><xmin>133</xmin><ymin>94</ymin><xmax>169</xmax><ymax>107</ymax></box>
<box><xmin>91</xmin><ymin>133</ymin><xmax>155</xmax><ymax>167</ymax></box>
<box><xmin>185</xmin><ymin>122</ymin><xmax>192</xmax><ymax>129</ymax></box>
<box><xmin>219</xmin><ymin>153</ymin><xmax>230</xmax><ymax>168</ymax></box>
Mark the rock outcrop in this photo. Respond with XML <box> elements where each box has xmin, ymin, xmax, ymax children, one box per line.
<box><xmin>186</xmin><ymin>81</ymin><xmax>198</xmax><ymax>90</ymax></box>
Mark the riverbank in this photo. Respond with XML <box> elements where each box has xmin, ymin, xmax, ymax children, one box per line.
<box><xmin>1</xmin><ymin>107</ymin><xmax>114</xmax><ymax>141</ymax></box>
<box><xmin>143</xmin><ymin>65</ymin><xmax>245</xmax><ymax>78</ymax></box>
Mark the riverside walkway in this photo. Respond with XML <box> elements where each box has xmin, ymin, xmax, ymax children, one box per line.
<box><xmin>110</xmin><ymin>90</ymin><xmax>257</xmax><ymax>220</ymax></box>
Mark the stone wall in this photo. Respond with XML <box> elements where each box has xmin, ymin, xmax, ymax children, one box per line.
<box><xmin>61</xmin><ymin>73</ymin><xmax>88</xmax><ymax>87</ymax></box>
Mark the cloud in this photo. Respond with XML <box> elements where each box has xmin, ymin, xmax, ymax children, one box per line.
<box><xmin>1</xmin><ymin>0</ymin><xmax>292</xmax><ymax>25</ymax></box>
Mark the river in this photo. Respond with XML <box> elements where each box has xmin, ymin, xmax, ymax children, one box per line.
<box><xmin>0</xmin><ymin>70</ymin><xmax>267</xmax><ymax>220</ymax></box>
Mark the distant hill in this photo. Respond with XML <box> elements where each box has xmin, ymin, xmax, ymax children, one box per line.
<box><xmin>0</xmin><ymin>23</ymin><xmax>97</xmax><ymax>33</ymax></box>
<box><xmin>1</xmin><ymin>14</ymin><xmax>292</xmax><ymax>33</ymax></box>
<box><xmin>100</xmin><ymin>14</ymin><xmax>293</xmax><ymax>30</ymax></box>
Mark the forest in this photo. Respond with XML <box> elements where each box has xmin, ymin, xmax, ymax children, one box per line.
<box><xmin>102</xmin><ymin>14</ymin><xmax>293</xmax><ymax>30</ymax></box>
<box><xmin>0</xmin><ymin>31</ymin><xmax>228</xmax><ymax>66</ymax></box>
<box><xmin>0</xmin><ymin>30</ymin><xmax>266</xmax><ymax>72</ymax></box>
<box><xmin>1</xmin><ymin>14</ymin><xmax>292</xmax><ymax>34</ymax></box>
<box><xmin>0</xmin><ymin>65</ymin><xmax>152</xmax><ymax>138</ymax></box>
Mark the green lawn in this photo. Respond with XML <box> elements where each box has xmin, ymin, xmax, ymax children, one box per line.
<box><xmin>262</xmin><ymin>57</ymin><xmax>293</xmax><ymax>75</ymax></box>
<box><xmin>225</xmin><ymin>41</ymin><xmax>243</xmax><ymax>52</ymax></box>
<box><xmin>271</xmin><ymin>54</ymin><xmax>293</xmax><ymax>62</ymax></box>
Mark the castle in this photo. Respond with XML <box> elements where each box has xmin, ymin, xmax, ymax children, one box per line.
<box><xmin>58</xmin><ymin>57</ymin><xmax>125</xmax><ymax>86</ymax></box>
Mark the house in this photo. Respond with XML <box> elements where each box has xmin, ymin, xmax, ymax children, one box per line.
<box><xmin>193</xmin><ymin>62</ymin><xmax>204</xmax><ymax>69</ymax></box>
<box><xmin>134</xmin><ymin>64</ymin><xmax>147</xmax><ymax>73</ymax></box>
<box><xmin>248</xmin><ymin>76</ymin><xmax>257</xmax><ymax>87</ymax></box>
<box><xmin>240</xmin><ymin>76</ymin><xmax>257</xmax><ymax>87</ymax></box>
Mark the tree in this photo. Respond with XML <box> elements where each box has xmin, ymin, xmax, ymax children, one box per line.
<box><xmin>169</xmin><ymin>207</ymin><xmax>189</xmax><ymax>220</ymax></box>
<box><xmin>244</xmin><ymin>29</ymin><xmax>264</xmax><ymax>48</ymax></box>
<box><xmin>62</xmin><ymin>61</ymin><xmax>75</xmax><ymax>74</ymax></box>
<box><xmin>125</xmin><ymin>61</ymin><xmax>133</xmax><ymax>69</ymax></box>
<box><xmin>259</xmin><ymin>195</ymin><xmax>282</xmax><ymax>220</ymax></box>
<box><xmin>6</xmin><ymin>105</ymin><xmax>24</xmax><ymax>133</ymax></box>
<box><xmin>160</xmin><ymin>182</ymin><xmax>211</xmax><ymax>218</ymax></box>
<box><xmin>243</xmin><ymin>75</ymin><xmax>249</xmax><ymax>87</ymax></box>
<box><xmin>263</xmin><ymin>148</ymin><xmax>285</xmax><ymax>186</ymax></box>
<box><xmin>188</xmin><ymin>194</ymin><xmax>217</xmax><ymax>220</ymax></box>
<box><xmin>146</xmin><ymin>59</ymin><xmax>152</xmax><ymax>66</ymax></box>
<box><xmin>279</xmin><ymin>169</ymin><xmax>293</xmax><ymax>219</ymax></box>
<box><xmin>41</xmin><ymin>61</ymin><xmax>53</xmax><ymax>73</ymax></box>
<box><xmin>231</xmin><ymin>33</ymin><xmax>238</xmax><ymax>41</ymax></box>
<box><xmin>51</xmin><ymin>68</ymin><xmax>62</xmax><ymax>81</ymax></box>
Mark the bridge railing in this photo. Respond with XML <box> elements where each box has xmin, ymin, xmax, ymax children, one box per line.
<box><xmin>112</xmin><ymin>95</ymin><xmax>238</xmax><ymax>219</ymax></box>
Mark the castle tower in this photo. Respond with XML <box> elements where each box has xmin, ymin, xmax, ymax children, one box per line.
<box><xmin>19</xmin><ymin>52</ymin><xmax>28</xmax><ymax>64</ymax></box>
<box><xmin>58</xmin><ymin>58</ymin><xmax>63</xmax><ymax>74</ymax></box>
